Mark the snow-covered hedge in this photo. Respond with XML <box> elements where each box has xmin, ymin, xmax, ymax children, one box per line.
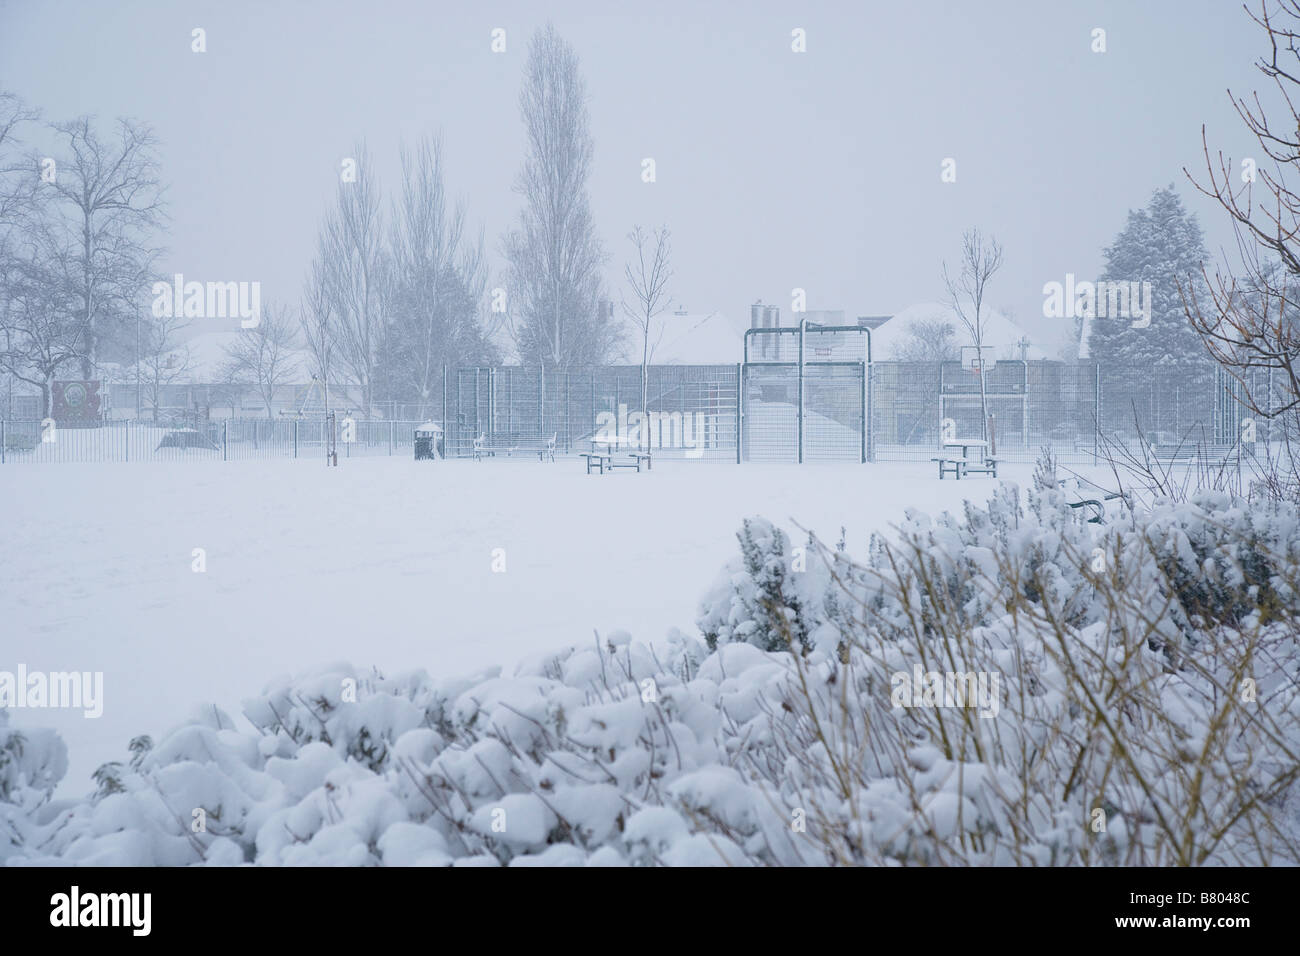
<box><xmin>4</xmin><ymin>464</ymin><xmax>1299</xmax><ymax>865</ymax></box>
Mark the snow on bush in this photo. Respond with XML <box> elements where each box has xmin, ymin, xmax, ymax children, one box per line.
<box><xmin>4</xmin><ymin>462</ymin><xmax>1299</xmax><ymax>865</ymax></box>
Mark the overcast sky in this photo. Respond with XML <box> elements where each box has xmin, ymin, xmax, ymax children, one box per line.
<box><xmin>0</xmin><ymin>0</ymin><xmax>1270</xmax><ymax>356</ymax></box>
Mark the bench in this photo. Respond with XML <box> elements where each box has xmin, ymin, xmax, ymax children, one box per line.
<box><xmin>474</xmin><ymin>432</ymin><xmax>557</xmax><ymax>462</ymax></box>
<box><xmin>932</xmin><ymin>456</ymin><xmax>967</xmax><ymax>479</ymax></box>
<box><xmin>580</xmin><ymin>452</ymin><xmax>612</xmax><ymax>474</ymax></box>
<box><xmin>963</xmin><ymin>457</ymin><xmax>1000</xmax><ymax>477</ymax></box>
<box><xmin>507</xmin><ymin>432</ymin><xmax>556</xmax><ymax>462</ymax></box>
<box><xmin>580</xmin><ymin>450</ymin><xmax>652</xmax><ymax>474</ymax></box>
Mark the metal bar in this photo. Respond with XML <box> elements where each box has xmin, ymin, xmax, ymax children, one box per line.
<box><xmin>860</xmin><ymin>360</ymin><xmax>867</xmax><ymax>464</ymax></box>
<box><xmin>736</xmin><ymin>363</ymin><xmax>743</xmax><ymax>464</ymax></box>
<box><xmin>1094</xmin><ymin>362</ymin><xmax>1100</xmax><ymax>460</ymax></box>
<box><xmin>797</xmin><ymin>320</ymin><xmax>805</xmax><ymax>464</ymax></box>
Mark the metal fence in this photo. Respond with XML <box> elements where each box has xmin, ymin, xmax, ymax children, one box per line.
<box><xmin>452</xmin><ymin>365</ymin><xmax>740</xmax><ymax>462</ymax></box>
<box><xmin>1</xmin><ymin>360</ymin><xmax>1275</xmax><ymax>467</ymax></box>
<box><xmin>0</xmin><ymin>418</ymin><xmax>435</xmax><ymax>464</ymax></box>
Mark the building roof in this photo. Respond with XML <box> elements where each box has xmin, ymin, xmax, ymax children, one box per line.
<box><xmin>647</xmin><ymin>311</ymin><xmax>746</xmax><ymax>365</ymax></box>
<box><xmin>871</xmin><ymin>301</ymin><xmax>1047</xmax><ymax>361</ymax></box>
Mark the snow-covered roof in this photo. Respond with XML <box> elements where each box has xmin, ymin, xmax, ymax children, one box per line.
<box><xmin>872</xmin><ymin>302</ymin><xmax>1047</xmax><ymax>361</ymax></box>
<box><xmin>648</xmin><ymin>312</ymin><xmax>745</xmax><ymax>365</ymax></box>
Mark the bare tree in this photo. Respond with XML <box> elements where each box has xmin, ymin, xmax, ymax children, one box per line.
<box><xmin>890</xmin><ymin>317</ymin><xmax>959</xmax><ymax>363</ymax></box>
<box><xmin>221</xmin><ymin>302</ymin><xmax>299</xmax><ymax>419</ymax></box>
<box><xmin>0</xmin><ymin>216</ymin><xmax>85</xmax><ymax>417</ymax></box>
<box><xmin>312</xmin><ymin>141</ymin><xmax>385</xmax><ymax>417</ymax></box>
<box><xmin>943</xmin><ymin>229</ymin><xmax>1004</xmax><ymax>440</ymax></box>
<box><xmin>503</xmin><ymin>24</ymin><xmax>616</xmax><ymax>368</ymax></box>
<box><xmin>620</xmin><ymin>225</ymin><xmax>673</xmax><ymax>424</ymax></box>
<box><xmin>0</xmin><ymin>92</ymin><xmax>43</xmax><ymax>415</ymax></box>
<box><xmin>382</xmin><ymin>136</ymin><xmax>495</xmax><ymax>410</ymax></box>
<box><xmin>0</xmin><ymin>92</ymin><xmax>39</xmax><ymax>235</ymax></box>
<box><xmin>1182</xmin><ymin>0</ymin><xmax>1300</xmax><ymax>496</ymax></box>
<box><xmin>136</xmin><ymin>310</ymin><xmax>192</xmax><ymax>423</ymax></box>
<box><xmin>39</xmin><ymin>117</ymin><xmax>165</xmax><ymax>379</ymax></box>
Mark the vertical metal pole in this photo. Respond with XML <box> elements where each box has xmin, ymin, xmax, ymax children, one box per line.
<box><xmin>867</xmin><ymin>363</ymin><xmax>876</xmax><ymax>463</ymax></box>
<box><xmin>538</xmin><ymin>365</ymin><xmax>544</xmax><ymax>435</ymax></box>
<box><xmin>475</xmin><ymin>368</ymin><xmax>481</xmax><ymax>439</ymax></box>
<box><xmin>860</xmin><ymin>360</ymin><xmax>867</xmax><ymax>464</ymax></box>
<box><xmin>442</xmin><ymin>365</ymin><xmax>448</xmax><ymax>444</ymax></box>
<box><xmin>564</xmin><ymin>371</ymin><xmax>570</xmax><ymax>451</ymax></box>
<box><xmin>1094</xmin><ymin>362</ymin><xmax>1101</xmax><ymax>460</ymax></box>
<box><xmin>736</xmin><ymin>363</ymin><xmax>743</xmax><ymax>464</ymax></box>
<box><xmin>939</xmin><ymin>361</ymin><xmax>945</xmax><ymax>442</ymax></box>
<box><xmin>125</xmin><ymin>419</ymin><xmax>129</xmax><ymax>463</ymax></box>
<box><xmin>1021</xmin><ymin>360</ymin><xmax>1030</xmax><ymax>448</ymax></box>
<box><xmin>797</xmin><ymin>320</ymin><xmax>805</xmax><ymax>464</ymax></box>
<box><xmin>294</xmin><ymin>418</ymin><xmax>298</xmax><ymax>458</ymax></box>
<box><xmin>1</xmin><ymin>419</ymin><xmax>5</xmax><ymax>464</ymax></box>
<box><xmin>591</xmin><ymin>375</ymin><xmax>597</xmax><ymax>440</ymax></box>
<box><xmin>135</xmin><ymin>313</ymin><xmax>141</xmax><ymax>420</ymax></box>
<box><xmin>1263</xmin><ymin>369</ymin><xmax>1274</xmax><ymax>455</ymax></box>
<box><xmin>866</xmin><ymin>330</ymin><xmax>874</xmax><ymax>463</ymax></box>
<box><xmin>223</xmin><ymin>420</ymin><xmax>228</xmax><ymax>461</ymax></box>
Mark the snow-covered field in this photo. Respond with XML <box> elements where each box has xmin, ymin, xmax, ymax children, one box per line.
<box><xmin>0</xmin><ymin>455</ymin><xmax>1059</xmax><ymax>795</ymax></box>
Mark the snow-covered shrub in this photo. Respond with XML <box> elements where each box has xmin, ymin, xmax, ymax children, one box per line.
<box><xmin>0</xmin><ymin>710</ymin><xmax>69</xmax><ymax>864</ymax></box>
<box><xmin>4</xmin><ymin>463</ymin><xmax>1299</xmax><ymax>866</ymax></box>
<box><xmin>695</xmin><ymin>459</ymin><xmax>1300</xmax><ymax>865</ymax></box>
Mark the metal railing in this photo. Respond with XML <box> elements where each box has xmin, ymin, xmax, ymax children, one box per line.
<box><xmin>0</xmin><ymin>418</ymin><xmax>437</xmax><ymax>464</ymax></box>
<box><xmin>2</xmin><ymin>361</ymin><xmax>1268</xmax><ymax>467</ymax></box>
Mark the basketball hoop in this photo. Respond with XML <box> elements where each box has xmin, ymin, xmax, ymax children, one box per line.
<box><xmin>961</xmin><ymin>345</ymin><xmax>993</xmax><ymax>376</ymax></box>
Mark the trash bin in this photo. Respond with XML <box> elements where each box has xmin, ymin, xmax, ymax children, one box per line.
<box><xmin>414</xmin><ymin>421</ymin><xmax>442</xmax><ymax>461</ymax></box>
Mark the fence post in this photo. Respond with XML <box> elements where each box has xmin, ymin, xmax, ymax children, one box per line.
<box><xmin>125</xmin><ymin>420</ymin><xmax>129</xmax><ymax>463</ymax></box>
<box><xmin>860</xmin><ymin>360</ymin><xmax>867</xmax><ymax>464</ymax></box>
<box><xmin>564</xmin><ymin>371</ymin><xmax>570</xmax><ymax>451</ymax></box>
<box><xmin>294</xmin><ymin>419</ymin><xmax>299</xmax><ymax>458</ymax></box>
<box><xmin>867</xmin><ymin>362</ymin><xmax>876</xmax><ymax>463</ymax></box>
<box><xmin>389</xmin><ymin>419</ymin><xmax>394</xmax><ymax>455</ymax></box>
<box><xmin>1094</xmin><ymin>362</ymin><xmax>1101</xmax><ymax>460</ymax></box>
<box><xmin>736</xmin><ymin>364</ymin><xmax>743</xmax><ymax>464</ymax></box>
<box><xmin>1</xmin><ymin>419</ymin><xmax>5</xmax><ymax>464</ymax></box>
<box><xmin>222</xmin><ymin>420</ymin><xmax>228</xmax><ymax>461</ymax></box>
<box><xmin>797</xmin><ymin>319</ymin><xmax>805</xmax><ymax>464</ymax></box>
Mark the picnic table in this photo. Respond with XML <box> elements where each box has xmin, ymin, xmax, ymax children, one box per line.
<box><xmin>933</xmin><ymin>438</ymin><xmax>999</xmax><ymax>479</ymax></box>
<box><xmin>581</xmin><ymin>437</ymin><xmax>652</xmax><ymax>474</ymax></box>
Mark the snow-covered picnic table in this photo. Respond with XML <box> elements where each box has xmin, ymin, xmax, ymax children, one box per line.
<box><xmin>933</xmin><ymin>438</ymin><xmax>999</xmax><ymax>479</ymax></box>
<box><xmin>583</xmin><ymin>437</ymin><xmax>652</xmax><ymax>474</ymax></box>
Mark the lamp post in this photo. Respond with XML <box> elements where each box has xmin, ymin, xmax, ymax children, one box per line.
<box><xmin>135</xmin><ymin>311</ymin><xmax>141</xmax><ymax>419</ymax></box>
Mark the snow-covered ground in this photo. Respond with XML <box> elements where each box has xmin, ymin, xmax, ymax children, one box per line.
<box><xmin>1</xmin><ymin>455</ymin><xmax>1076</xmax><ymax>795</ymax></box>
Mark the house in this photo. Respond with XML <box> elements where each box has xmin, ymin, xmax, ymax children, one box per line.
<box><xmin>647</xmin><ymin>310</ymin><xmax>747</xmax><ymax>365</ymax></box>
<box><xmin>870</xmin><ymin>302</ymin><xmax>1046</xmax><ymax>361</ymax></box>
